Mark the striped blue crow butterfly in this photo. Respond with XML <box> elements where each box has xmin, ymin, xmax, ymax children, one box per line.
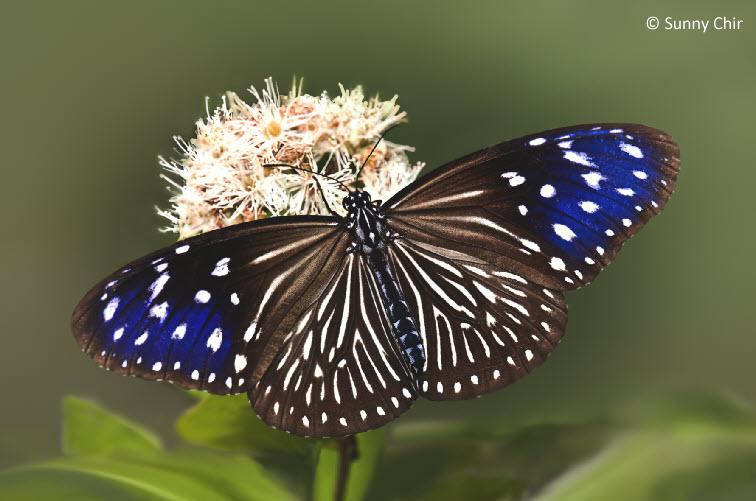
<box><xmin>72</xmin><ymin>123</ymin><xmax>679</xmax><ymax>437</ymax></box>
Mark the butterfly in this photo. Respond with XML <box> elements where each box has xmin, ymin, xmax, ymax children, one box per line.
<box><xmin>72</xmin><ymin>123</ymin><xmax>679</xmax><ymax>437</ymax></box>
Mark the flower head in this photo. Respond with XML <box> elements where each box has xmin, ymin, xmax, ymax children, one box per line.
<box><xmin>158</xmin><ymin>78</ymin><xmax>424</xmax><ymax>239</ymax></box>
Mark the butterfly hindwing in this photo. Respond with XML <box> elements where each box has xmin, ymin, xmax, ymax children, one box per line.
<box><xmin>385</xmin><ymin>124</ymin><xmax>679</xmax><ymax>290</ymax></box>
<box><xmin>249</xmin><ymin>253</ymin><xmax>417</xmax><ymax>437</ymax></box>
<box><xmin>71</xmin><ymin>216</ymin><xmax>346</xmax><ymax>395</ymax></box>
<box><xmin>388</xmin><ymin>238</ymin><xmax>567</xmax><ymax>400</ymax></box>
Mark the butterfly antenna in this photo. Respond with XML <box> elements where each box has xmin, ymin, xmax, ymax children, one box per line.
<box><xmin>355</xmin><ymin>123</ymin><xmax>401</xmax><ymax>186</ymax></box>
<box><xmin>264</xmin><ymin>162</ymin><xmax>350</xmax><ymax>192</ymax></box>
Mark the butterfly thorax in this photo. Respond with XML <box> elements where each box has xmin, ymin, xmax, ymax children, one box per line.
<box><xmin>343</xmin><ymin>190</ymin><xmax>425</xmax><ymax>374</ymax></box>
<box><xmin>343</xmin><ymin>190</ymin><xmax>390</xmax><ymax>256</ymax></box>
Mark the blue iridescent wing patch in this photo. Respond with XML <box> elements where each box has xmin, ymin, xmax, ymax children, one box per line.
<box><xmin>386</xmin><ymin>123</ymin><xmax>679</xmax><ymax>290</ymax></box>
<box><xmin>72</xmin><ymin>217</ymin><xmax>346</xmax><ymax>395</ymax></box>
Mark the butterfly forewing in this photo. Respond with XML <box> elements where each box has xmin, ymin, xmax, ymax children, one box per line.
<box><xmin>71</xmin><ymin>216</ymin><xmax>346</xmax><ymax>395</ymax></box>
<box><xmin>385</xmin><ymin>124</ymin><xmax>679</xmax><ymax>290</ymax></box>
<box><xmin>249</xmin><ymin>254</ymin><xmax>417</xmax><ymax>437</ymax></box>
<box><xmin>388</xmin><ymin>239</ymin><xmax>567</xmax><ymax>400</ymax></box>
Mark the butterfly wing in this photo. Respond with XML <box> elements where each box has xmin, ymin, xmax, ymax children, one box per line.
<box><xmin>384</xmin><ymin>123</ymin><xmax>678</xmax><ymax>400</ymax></box>
<box><xmin>71</xmin><ymin>216</ymin><xmax>350</xmax><ymax>396</ymax></box>
<box><xmin>388</xmin><ymin>238</ymin><xmax>567</xmax><ymax>400</ymax></box>
<box><xmin>248</xmin><ymin>253</ymin><xmax>418</xmax><ymax>437</ymax></box>
<box><xmin>385</xmin><ymin>124</ymin><xmax>679</xmax><ymax>290</ymax></box>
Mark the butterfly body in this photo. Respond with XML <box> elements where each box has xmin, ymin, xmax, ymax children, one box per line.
<box><xmin>343</xmin><ymin>190</ymin><xmax>426</xmax><ymax>373</ymax></box>
<box><xmin>73</xmin><ymin>123</ymin><xmax>679</xmax><ymax>437</ymax></box>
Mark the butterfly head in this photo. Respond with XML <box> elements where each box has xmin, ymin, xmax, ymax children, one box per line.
<box><xmin>342</xmin><ymin>190</ymin><xmax>372</xmax><ymax>210</ymax></box>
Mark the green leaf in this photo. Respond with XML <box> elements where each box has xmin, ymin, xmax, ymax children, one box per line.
<box><xmin>366</xmin><ymin>418</ymin><xmax>610</xmax><ymax>500</ymax></box>
<box><xmin>61</xmin><ymin>396</ymin><xmax>162</xmax><ymax>457</ymax></box>
<box><xmin>0</xmin><ymin>397</ymin><xmax>297</xmax><ymax>500</ymax></box>
<box><xmin>176</xmin><ymin>394</ymin><xmax>311</xmax><ymax>456</ymax></box>
<box><xmin>0</xmin><ymin>449</ymin><xmax>296</xmax><ymax>501</ymax></box>
<box><xmin>536</xmin><ymin>397</ymin><xmax>756</xmax><ymax>501</ymax></box>
<box><xmin>313</xmin><ymin>429</ymin><xmax>386</xmax><ymax>501</ymax></box>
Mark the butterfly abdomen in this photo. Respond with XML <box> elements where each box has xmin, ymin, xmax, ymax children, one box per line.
<box><xmin>369</xmin><ymin>253</ymin><xmax>425</xmax><ymax>374</ymax></box>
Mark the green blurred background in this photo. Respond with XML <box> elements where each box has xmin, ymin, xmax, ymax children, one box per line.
<box><xmin>1</xmin><ymin>0</ymin><xmax>755</xmax><ymax>496</ymax></box>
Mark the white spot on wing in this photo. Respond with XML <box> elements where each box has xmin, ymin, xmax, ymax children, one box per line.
<box><xmin>243</xmin><ymin>322</ymin><xmax>257</xmax><ymax>343</ymax></box>
<box><xmin>194</xmin><ymin>290</ymin><xmax>211</xmax><ymax>303</ymax></box>
<box><xmin>529</xmin><ymin>137</ymin><xmax>546</xmax><ymax>146</ymax></box>
<box><xmin>103</xmin><ymin>297</ymin><xmax>120</xmax><ymax>321</ymax></box>
<box><xmin>582</xmin><ymin>171</ymin><xmax>605</xmax><ymax>189</ymax></box>
<box><xmin>134</xmin><ymin>331</ymin><xmax>149</xmax><ymax>345</ymax></box>
<box><xmin>549</xmin><ymin>257</ymin><xmax>566</xmax><ymax>271</ymax></box>
<box><xmin>540</xmin><ymin>184</ymin><xmax>556</xmax><ymax>198</ymax></box>
<box><xmin>509</xmin><ymin>175</ymin><xmax>525</xmax><ymax>187</ymax></box>
<box><xmin>211</xmin><ymin>257</ymin><xmax>230</xmax><ymax>277</ymax></box>
<box><xmin>553</xmin><ymin>224</ymin><xmax>576</xmax><ymax>241</ymax></box>
<box><xmin>234</xmin><ymin>354</ymin><xmax>247</xmax><ymax>373</ymax></box>
<box><xmin>207</xmin><ymin>328</ymin><xmax>223</xmax><ymax>352</ymax></box>
<box><xmin>564</xmin><ymin>150</ymin><xmax>596</xmax><ymax>167</ymax></box>
<box><xmin>172</xmin><ymin>324</ymin><xmax>186</xmax><ymax>340</ymax></box>
<box><xmin>149</xmin><ymin>274</ymin><xmax>170</xmax><ymax>300</ymax></box>
<box><xmin>620</xmin><ymin>142</ymin><xmax>643</xmax><ymax>158</ymax></box>
<box><xmin>149</xmin><ymin>301</ymin><xmax>169</xmax><ymax>321</ymax></box>
<box><xmin>175</xmin><ymin>244</ymin><xmax>190</xmax><ymax>254</ymax></box>
<box><xmin>579</xmin><ymin>201</ymin><xmax>599</xmax><ymax>213</ymax></box>
<box><xmin>521</xmin><ymin>239</ymin><xmax>541</xmax><ymax>253</ymax></box>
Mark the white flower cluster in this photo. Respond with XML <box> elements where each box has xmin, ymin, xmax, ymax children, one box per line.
<box><xmin>158</xmin><ymin>78</ymin><xmax>425</xmax><ymax>239</ymax></box>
